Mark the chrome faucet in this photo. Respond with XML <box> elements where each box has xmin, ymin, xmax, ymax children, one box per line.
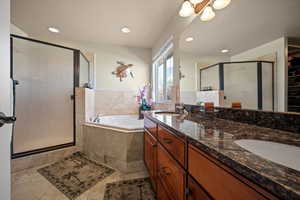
<box><xmin>176</xmin><ymin>103</ymin><xmax>189</xmax><ymax>115</ymax></box>
<box><xmin>93</xmin><ymin>113</ymin><xmax>101</xmax><ymax>123</ymax></box>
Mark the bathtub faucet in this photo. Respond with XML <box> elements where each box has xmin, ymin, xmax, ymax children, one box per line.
<box><xmin>93</xmin><ymin>114</ymin><xmax>101</xmax><ymax>123</ymax></box>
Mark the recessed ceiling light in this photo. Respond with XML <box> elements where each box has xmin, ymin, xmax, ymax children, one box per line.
<box><xmin>221</xmin><ymin>49</ymin><xmax>229</xmax><ymax>53</ymax></box>
<box><xmin>48</xmin><ymin>27</ymin><xmax>59</xmax><ymax>33</ymax></box>
<box><xmin>185</xmin><ymin>37</ymin><xmax>194</xmax><ymax>42</ymax></box>
<box><xmin>121</xmin><ymin>27</ymin><xmax>131</xmax><ymax>33</ymax></box>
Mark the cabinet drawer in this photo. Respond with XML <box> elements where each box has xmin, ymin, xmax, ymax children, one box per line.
<box><xmin>158</xmin><ymin>125</ymin><xmax>185</xmax><ymax>166</ymax></box>
<box><xmin>187</xmin><ymin>176</ymin><xmax>212</xmax><ymax>200</ymax></box>
<box><xmin>144</xmin><ymin>117</ymin><xmax>157</xmax><ymax>138</ymax></box>
<box><xmin>188</xmin><ymin>146</ymin><xmax>268</xmax><ymax>200</ymax></box>
<box><xmin>157</xmin><ymin>144</ymin><xmax>185</xmax><ymax>200</ymax></box>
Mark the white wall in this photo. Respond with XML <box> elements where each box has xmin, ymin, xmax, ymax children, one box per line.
<box><xmin>180</xmin><ymin>51</ymin><xmax>229</xmax><ymax>104</ymax></box>
<box><xmin>11</xmin><ymin>24</ymin><xmax>28</xmax><ymax>37</ymax></box>
<box><xmin>0</xmin><ymin>0</ymin><xmax>11</xmax><ymax>199</ymax></box>
<box><xmin>11</xmin><ymin>29</ymin><xmax>151</xmax><ymax>115</ymax></box>
<box><xmin>76</xmin><ymin>43</ymin><xmax>151</xmax><ymax>115</ymax></box>
<box><xmin>152</xmin><ymin>13</ymin><xmax>198</xmax><ymax>105</ymax></box>
<box><xmin>32</xmin><ymin>38</ymin><xmax>151</xmax><ymax>92</ymax></box>
<box><xmin>231</xmin><ymin>37</ymin><xmax>288</xmax><ymax>112</ymax></box>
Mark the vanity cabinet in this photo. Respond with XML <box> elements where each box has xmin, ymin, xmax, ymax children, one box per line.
<box><xmin>187</xmin><ymin>176</ymin><xmax>212</xmax><ymax>200</ymax></box>
<box><xmin>144</xmin><ymin>130</ymin><xmax>157</xmax><ymax>191</ymax></box>
<box><xmin>145</xmin><ymin>117</ymin><xmax>157</xmax><ymax>137</ymax></box>
<box><xmin>144</xmin><ymin>116</ymin><xmax>279</xmax><ymax>200</ymax></box>
<box><xmin>188</xmin><ymin>145</ymin><xmax>268</xmax><ymax>200</ymax></box>
<box><xmin>157</xmin><ymin>126</ymin><xmax>185</xmax><ymax>166</ymax></box>
<box><xmin>157</xmin><ymin>179</ymin><xmax>172</xmax><ymax>200</ymax></box>
<box><xmin>157</xmin><ymin>143</ymin><xmax>186</xmax><ymax>200</ymax></box>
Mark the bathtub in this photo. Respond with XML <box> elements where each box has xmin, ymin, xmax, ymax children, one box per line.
<box><xmin>89</xmin><ymin>114</ymin><xmax>144</xmax><ymax>131</ymax></box>
<box><xmin>83</xmin><ymin>115</ymin><xmax>145</xmax><ymax>172</ymax></box>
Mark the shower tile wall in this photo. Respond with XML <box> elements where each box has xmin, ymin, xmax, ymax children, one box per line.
<box><xmin>75</xmin><ymin>88</ymin><xmax>95</xmax><ymax>149</ymax></box>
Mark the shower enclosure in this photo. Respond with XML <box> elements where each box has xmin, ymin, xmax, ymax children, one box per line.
<box><xmin>11</xmin><ymin>35</ymin><xmax>90</xmax><ymax>158</ymax></box>
<box><xmin>200</xmin><ymin>61</ymin><xmax>274</xmax><ymax>111</ymax></box>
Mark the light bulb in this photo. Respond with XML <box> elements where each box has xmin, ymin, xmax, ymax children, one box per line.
<box><xmin>121</xmin><ymin>27</ymin><xmax>131</xmax><ymax>33</ymax></box>
<box><xmin>200</xmin><ymin>6</ymin><xmax>215</xmax><ymax>21</ymax></box>
<box><xmin>48</xmin><ymin>27</ymin><xmax>59</xmax><ymax>33</ymax></box>
<box><xmin>190</xmin><ymin>0</ymin><xmax>203</xmax><ymax>5</ymax></box>
<box><xmin>185</xmin><ymin>37</ymin><xmax>194</xmax><ymax>42</ymax></box>
<box><xmin>213</xmin><ymin>0</ymin><xmax>231</xmax><ymax>10</ymax></box>
<box><xmin>221</xmin><ymin>49</ymin><xmax>229</xmax><ymax>53</ymax></box>
<box><xmin>179</xmin><ymin>1</ymin><xmax>194</xmax><ymax>17</ymax></box>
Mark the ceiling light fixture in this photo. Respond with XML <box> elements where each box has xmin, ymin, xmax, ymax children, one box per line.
<box><xmin>213</xmin><ymin>0</ymin><xmax>231</xmax><ymax>10</ymax></box>
<box><xmin>121</xmin><ymin>27</ymin><xmax>131</xmax><ymax>33</ymax></box>
<box><xmin>200</xmin><ymin>6</ymin><xmax>215</xmax><ymax>21</ymax></box>
<box><xmin>185</xmin><ymin>37</ymin><xmax>194</xmax><ymax>42</ymax></box>
<box><xmin>178</xmin><ymin>0</ymin><xmax>231</xmax><ymax>21</ymax></box>
<box><xmin>48</xmin><ymin>27</ymin><xmax>59</xmax><ymax>33</ymax></box>
<box><xmin>190</xmin><ymin>0</ymin><xmax>203</xmax><ymax>5</ymax></box>
<box><xmin>221</xmin><ymin>49</ymin><xmax>229</xmax><ymax>53</ymax></box>
<box><xmin>179</xmin><ymin>0</ymin><xmax>194</xmax><ymax>18</ymax></box>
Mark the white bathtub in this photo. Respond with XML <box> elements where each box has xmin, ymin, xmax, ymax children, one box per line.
<box><xmin>89</xmin><ymin>114</ymin><xmax>144</xmax><ymax>132</ymax></box>
<box><xmin>83</xmin><ymin>114</ymin><xmax>145</xmax><ymax>172</ymax></box>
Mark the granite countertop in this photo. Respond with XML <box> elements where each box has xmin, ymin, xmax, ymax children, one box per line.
<box><xmin>145</xmin><ymin>111</ymin><xmax>300</xmax><ymax>200</ymax></box>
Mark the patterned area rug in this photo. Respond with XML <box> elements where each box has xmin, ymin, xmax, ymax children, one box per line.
<box><xmin>103</xmin><ymin>177</ymin><xmax>155</xmax><ymax>200</ymax></box>
<box><xmin>38</xmin><ymin>152</ymin><xmax>115</xmax><ymax>200</ymax></box>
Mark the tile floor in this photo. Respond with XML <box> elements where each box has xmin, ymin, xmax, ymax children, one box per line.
<box><xmin>12</xmin><ymin>160</ymin><xmax>149</xmax><ymax>200</ymax></box>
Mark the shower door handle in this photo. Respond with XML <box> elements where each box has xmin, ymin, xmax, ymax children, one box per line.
<box><xmin>0</xmin><ymin>112</ymin><xmax>16</xmax><ymax>127</ymax></box>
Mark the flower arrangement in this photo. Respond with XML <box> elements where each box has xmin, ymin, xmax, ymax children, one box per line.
<box><xmin>136</xmin><ymin>84</ymin><xmax>153</xmax><ymax>118</ymax></box>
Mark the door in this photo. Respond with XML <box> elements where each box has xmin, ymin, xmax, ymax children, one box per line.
<box><xmin>11</xmin><ymin>36</ymin><xmax>75</xmax><ymax>157</ymax></box>
<box><xmin>0</xmin><ymin>0</ymin><xmax>12</xmax><ymax>199</ymax></box>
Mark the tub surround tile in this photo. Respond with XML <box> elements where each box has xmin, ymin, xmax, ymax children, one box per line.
<box><xmin>145</xmin><ymin>111</ymin><xmax>300</xmax><ymax>200</ymax></box>
<box><xmin>83</xmin><ymin>125</ymin><xmax>145</xmax><ymax>173</ymax></box>
<box><xmin>85</xmin><ymin>89</ymin><xmax>95</xmax><ymax>122</ymax></box>
<box><xmin>75</xmin><ymin>88</ymin><xmax>95</xmax><ymax>149</ymax></box>
<box><xmin>94</xmin><ymin>90</ymin><xmax>139</xmax><ymax>115</ymax></box>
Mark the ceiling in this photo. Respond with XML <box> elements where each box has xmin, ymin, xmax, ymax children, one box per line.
<box><xmin>180</xmin><ymin>0</ymin><xmax>300</xmax><ymax>57</ymax></box>
<box><xmin>11</xmin><ymin>0</ymin><xmax>182</xmax><ymax>48</ymax></box>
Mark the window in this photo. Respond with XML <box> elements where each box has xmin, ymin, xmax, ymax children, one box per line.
<box><xmin>152</xmin><ymin>52</ymin><xmax>174</xmax><ymax>103</ymax></box>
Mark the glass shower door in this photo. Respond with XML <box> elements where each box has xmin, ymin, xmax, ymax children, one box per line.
<box><xmin>12</xmin><ymin>36</ymin><xmax>75</xmax><ymax>156</ymax></box>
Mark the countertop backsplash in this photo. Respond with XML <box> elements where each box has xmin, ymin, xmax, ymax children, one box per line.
<box><xmin>179</xmin><ymin>104</ymin><xmax>300</xmax><ymax>134</ymax></box>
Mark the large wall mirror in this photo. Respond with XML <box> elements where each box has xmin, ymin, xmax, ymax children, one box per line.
<box><xmin>178</xmin><ymin>0</ymin><xmax>300</xmax><ymax>113</ymax></box>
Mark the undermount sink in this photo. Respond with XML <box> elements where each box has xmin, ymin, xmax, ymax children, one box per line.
<box><xmin>235</xmin><ymin>139</ymin><xmax>300</xmax><ymax>171</ymax></box>
<box><xmin>155</xmin><ymin>111</ymin><xmax>181</xmax><ymax>117</ymax></box>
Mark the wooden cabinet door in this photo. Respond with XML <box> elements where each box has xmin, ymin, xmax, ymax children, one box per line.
<box><xmin>157</xmin><ymin>143</ymin><xmax>185</xmax><ymax>200</ymax></box>
<box><xmin>157</xmin><ymin>179</ymin><xmax>172</xmax><ymax>200</ymax></box>
<box><xmin>157</xmin><ymin>125</ymin><xmax>185</xmax><ymax>167</ymax></box>
<box><xmin>188</xmin><ymin>145</ymin><xmax>268</xmax><ymax>200</ymax></box>
<box><xmin>144</xmin><ymin>117</ymin><xmax>157</xmax><ymax>137</ymax></box>
<box><xmin>187</xmin><ymin>176</ymin><xmax>212</xmax><ymax>200</ymax></box>
<box><xmin>144</xmin><ymin>130</ymin><xmax>157</xmax><ymax>190</ymax></box>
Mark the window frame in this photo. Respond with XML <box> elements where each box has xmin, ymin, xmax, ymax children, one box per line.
<box><xmin>153</xmin><ymin>52</ymin><xmax>174</xmax><ymax>103</ymax></box>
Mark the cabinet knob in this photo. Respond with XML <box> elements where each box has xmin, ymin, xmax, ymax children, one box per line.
<box><xmin>163</xmin><ymin>138</ymin><xmax>173</xmax><ymax>144</ymax></box>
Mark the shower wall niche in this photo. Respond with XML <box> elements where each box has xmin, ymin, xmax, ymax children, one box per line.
<box><xmin>11</xmin><ymin>35</ymin><xmax>91</xmax><ymax>158</ymax></box>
